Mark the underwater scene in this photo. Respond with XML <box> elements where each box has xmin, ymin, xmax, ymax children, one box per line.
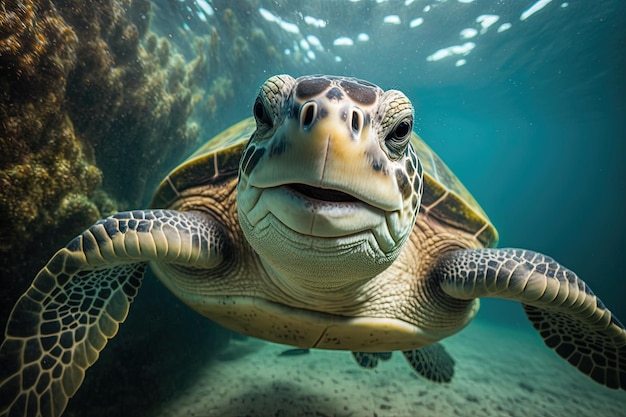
<box><xmin>1</xmin><ymin>0</ymin><xmax>625</xmax><ymax>416</ymax></box>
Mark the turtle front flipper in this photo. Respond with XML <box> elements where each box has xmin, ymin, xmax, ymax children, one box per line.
<box><xmin>0</xmin><ymin>209</ymin><xmax>223</xmax><ymax>417</ymax></box>
<box><xmin>436</xmin><ymin>248</ymin><xmax>626</xmax><ymax>390</ymax></box>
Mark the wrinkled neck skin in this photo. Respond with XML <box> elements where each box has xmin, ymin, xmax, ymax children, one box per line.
<box><xmin>259</xmin><ymin>258</ymin><xmax>371</xmax><ymax>308</ymax></box>
<box><xmin>244</xmin><ymin>213</ymin><xmax>408</xmax><ymax>310</ymax></box>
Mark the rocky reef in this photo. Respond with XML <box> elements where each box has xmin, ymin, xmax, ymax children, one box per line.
<box><xmin>1</xmin><ymin>0</ymin><xmax>102</xmax><ymax>309</ymax></box>
<box><xmin>0</xmin><ymin>0</ymin><xmax>203</xmax><ymax>325</ymax></box>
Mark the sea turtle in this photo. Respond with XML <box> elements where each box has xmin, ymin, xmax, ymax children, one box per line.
<box><xmin>1</xmin><ymin>74</ymin><xmax>624</xmax><ymax>416</ymax></box>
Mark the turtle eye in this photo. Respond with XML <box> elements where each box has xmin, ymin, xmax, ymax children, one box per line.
<box><xmin>385</xmin><ymin>119</ymin><xmax>413</xmax><ymax>158</ymax></box>
<box><xmin>253</xmin><ymin>97</ymin><xmax>273</xmax><ymax>129</ymax></box>
<box><xmin>394</xmin><ymin>121</ymin><xmax>412</xmax><ymax>139</ymax></box>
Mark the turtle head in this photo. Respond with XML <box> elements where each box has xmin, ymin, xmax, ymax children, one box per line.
<box><xmin>237</xmin><ymin>74</ymin><xmax>423</xmax><ymax>289</ymax></box>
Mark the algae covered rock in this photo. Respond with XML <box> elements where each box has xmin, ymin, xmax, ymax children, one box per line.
<box><xmin>0</xmin><ymin>0</ymin><xmax>103</xmax><ymax>255</ymax></box>
<box><xmin>0</xmin><ymin>0</ymin><xmax>201</xmax><ymax>328</ymax></box>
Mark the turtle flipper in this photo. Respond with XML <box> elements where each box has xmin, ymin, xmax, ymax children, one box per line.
<box><xmin>402</xmin><ymin>343</ymin><xmax>455</xmax><ymax>383</ymax></box>
<box><xmin>351</xmin><ymin>351</ymin><xmax>392</xmax><ymax>369</ymax></box>
<box><xmin>352</xmin><ymin>345</ymin><xmax>454</xmax><ymax>383</ymax></box>
<box><xmin>437</xmin><ymin>248</ymin><xmax>626</xmax><ymax>390</ymax></box>
<box><xmin>0</xmin><ymin>210</ymin><xmax>221</xmax><ymax>417</ymax></box>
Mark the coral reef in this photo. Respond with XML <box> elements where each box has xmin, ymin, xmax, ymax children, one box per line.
<box><xmin>0</xmin><ymin>0</ymin><xmax>201</xmax><ymax>329</ymax></box>
<box><xmin>0</xmin><ymin>1</ymin><xmax>103</xmax><ymax>256</ymax></box>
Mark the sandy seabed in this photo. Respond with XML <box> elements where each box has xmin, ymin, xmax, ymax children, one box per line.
<box><xmin>149</xmin><ymin>319</ymin><xmax>626</xmax><ymax>417</ymax></box>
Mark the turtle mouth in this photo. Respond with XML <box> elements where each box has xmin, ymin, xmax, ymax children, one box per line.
<box><xmin>239</xmin><ymin>183</ymin><xmax>400</xmax><ymax>252</ymax></box>
<box><xmin>286</xmin><ymin>183</ymin><xmax>360</xmax><ymax>203</ymax></box>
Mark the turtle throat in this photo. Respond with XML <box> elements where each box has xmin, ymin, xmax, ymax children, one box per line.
<box><xmin>238</xmin><ymin>208</ymin><xmax>405</xmax><ymax>307</ymax></box>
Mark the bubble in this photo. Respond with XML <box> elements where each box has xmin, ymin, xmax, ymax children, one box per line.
<box><xmin>520</xmin><ymin>0</ymin><xmax>553</xmax><ymax>21</ymax></box>
<box><xmin>304</xmin><ymin>15</ymin><xmax>327</xmax><ymax>28</ymax></box>
<box><xmin>497</xmin><ymin>23</ymin><xmax>512</xmax><ymax>33</ymax></box>
<box><xmin>383</xmin><ymin>15</ymin><xmax>401</xmax><ymax>25</ymax></box>
<box><xmin>410</xmin><ymin>18</ymin><xmax>424</xmax><ymax>28</ymax></box>
<box><xmin>196</xmin><ymin>11</ymin><xmax>207</xmax><ymax>23</ymax></box>
<box><xmin>427</xmin><ymin>42</ymin><xmax>475</xmax><ymax>62</ymax></box>
<box><xmin>197</xmin><ymin>0</ymin><xmax>214</xmax><ymax>16</ymax></box>
<box><xmin>460</xmin><ymin>28</ymin><xmax>478</xmax><ymax>39</ymax></box>
<box><xmin>333</xmin><ymin>37</ymin><xmax>354</xmax><ymax>46</ymax></box>
<box><xmin>476</xmin><ymin>14</ymin><xmax>500</xmax><ymax>34</ymax></box>
<box><xmin>306</xmin><ymin>35</ymin><xmax>323</xmax><ymax>51</ymax></box>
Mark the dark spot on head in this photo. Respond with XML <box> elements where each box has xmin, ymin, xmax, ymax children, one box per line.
<box><xmin>240</xmin><ymin>145</ymin><xmax>255</xmax><ymax>172</ymax></box>
<box><xmin>405</xmin><ymin>158</ymin><xmax>415</xmax><ymax>176</ymax></box>
<box><xmin>395</xmin><ymin>168</ymin><xmax>412</xmax><ymax>200</ymax></box>
<box><xmin>413</xmin><ymin>175</ymin><xmax>422</xmax><ymax>194</ymax></box>
<box><xmin>243</xmin><ymin>146</ymin><xmax>266</xmax><ymax>176</ymax></box>
<box><xmin>411</xmin><ymin>194</ymin><xmax>419</xmax><ymax>210</ymax></box>
<box><xmin>269</xmin><ymin>135</ymin><xmax>288</xmax><ymax>157</ymax></box>
<box><xmin>409</xmin><ymin>148</ymin><xmax>417</xmax><ymax>164</ymax></box>
<box><xmin>340</xmin><ymin>79</ymin><xmax>378</xmax><ymax>105</ymax></box>
<box><xmin>372</xmin><ymin>159</ymin><xmax>383</xmax><ymax>172</ymax></box>
<box><xmin>416</xmin><ymin>158</ymin><xmax>422</xmax><ymax>177</ymax></box>
<box><xmin>365</xmin><ymin>150</ymin><xmax>388</xmax><ymax>175</ymax></box>
<box><xmin>319</xmin><ymin>107</ymin><xmax>328</xmax><ymax>119</ymax></box>
<box><xmin>296</xmin><ymin>77</ymin><xmax>331</xmax><ymax>99</ymax></box>
<box><xmin>326</xmin><ymin>87</ymin><xmax>344</xmax><ymax>101</ymax></box>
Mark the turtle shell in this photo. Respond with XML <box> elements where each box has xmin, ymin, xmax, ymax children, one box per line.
<box><xmin>151</xmin><ymin>118</ymin><xmax>498</xmax><ymax>247</ymax></box>
<box><xmin>411</xmin><ymin>133</ymin><xmax>498</xmax><ymax>247</ymax></box>
<box><xmin>151</xmin><ymin>118</ymin><xmax>256</xmax><ymax>208</ymax></box>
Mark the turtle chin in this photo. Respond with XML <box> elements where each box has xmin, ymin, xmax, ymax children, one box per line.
<box><xmin>237</xmin><ymin>180</ymin><xmax>414</xmax><ymax>287</ymax></box>
<box><xmin>238</xmin><ymin>209</ymin><xmax>405</xmax><ymax>288</ymax></box>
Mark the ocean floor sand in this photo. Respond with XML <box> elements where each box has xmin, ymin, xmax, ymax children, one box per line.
<box><xmin>149</xmin><ymin>319</ymin><xmax>626</xmax><ymax>417</ymax></box>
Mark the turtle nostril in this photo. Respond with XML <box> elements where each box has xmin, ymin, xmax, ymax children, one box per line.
<box><xmin>300</xmin><ymin>102</ymin><xmax>317</xmax><ymax>130</ymax></box>
<box><xmin>351</xmin><ymin>109</ymin><xmax>363</xmax><ymax>135</ymax></box>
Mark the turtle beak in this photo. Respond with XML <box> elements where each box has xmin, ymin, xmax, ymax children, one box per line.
<box><xmin>245</xmin><ymin>97</ymin><xmax>403</xmax><ymax>213</ymax></box>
